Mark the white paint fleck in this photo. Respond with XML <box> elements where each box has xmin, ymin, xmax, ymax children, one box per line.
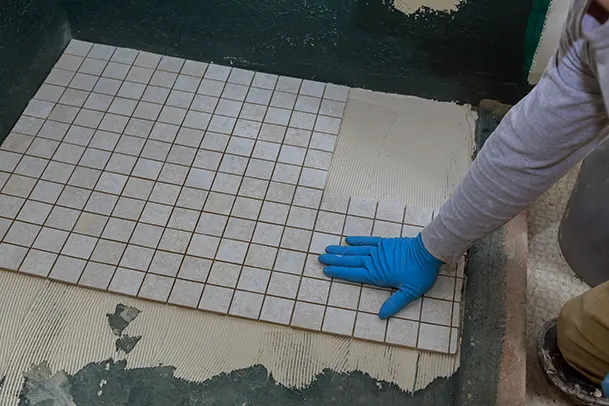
<box><xmin>393</xmin><ymin>0</ymin><xmax>462</xmax><ymax>14</ymax></box>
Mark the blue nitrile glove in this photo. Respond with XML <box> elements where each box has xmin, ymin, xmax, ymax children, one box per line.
<box><xmin>603</xmin><ymin>373</ymin><xmax>609</xmax><ymax>397</ymax></box>
<box><xmin>318</xmin><ymin>233</ymin><xmax>444</xmax><ymax>319</ymax></box>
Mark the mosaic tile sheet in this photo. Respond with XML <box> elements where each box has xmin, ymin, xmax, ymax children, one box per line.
<box><xmin>0</xmin><ymin>40</ymin><xmax>464</xmax><ymax>354</ymax></box>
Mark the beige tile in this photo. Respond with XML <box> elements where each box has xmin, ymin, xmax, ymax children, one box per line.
<box><xmin>314</xmin><ymin>211</ymin><xmax>345</xmax><ymax>235</ymax></box>
<box><xmin>168</xmin><ymin>279</ymin><xmax>204</xmax><ymax>308</ymax></box>
<box><xmin>420</xmin><ymin>298</ymin><xmax>453</xmax><ymax>326</ymax></box>
<box><xmin>260</xmin><ymin>296</ymin><xmax>294</xmax><ymax>325</ymax></box>
<box><xmin>328</xmin><ymin>282</ymin><xmax>361</xmax><ymax>310</ymax></box>
<box><xmin>237</xmin><ymin>267</ymin><xmax>270</xmax><ymax>293</ymax></box>
<box><xmin>309</xmin><ymin>232</ymin><xmax>341</xmax><ymax>254</ymax></box>
<box><xmin>45</xmin><ymin>205</ymin><xmax>80</xmax><ymax>232</ymax></box>
<box><xmin>372</xmin><ymin>220</ymin><xmax>401</xmax><ymax>238</ymax></box>
<box><xmin>223</xmin><ymin>218</ymin><xmax>255</xmax><ymax>241</ymax></box>
<box><xmin>354</xmin><ymin>312</ymin><xmax>387</xmax><ymax>342</ymax></box>
<box><xmin>403</xmin><ymin>206</ymin><xmax>434</xmax><ymax>227</ymax></box>
<box><xmin>267</xmin><ymin>272</ymin><xmax>300</xmax><ymax>299</ymax></box>
<box><xmin>199</xmin><ymin>285</ymin><xmax>234</xmax><ymax>314</ymax></box>
<box><xmin>449</xmin><ymin>328</ymin><xmax>459</xmax><ymax>354</ymax></box>
<box><xmin>108</xmin><ymin>267</ymin><xmax>145</xmax><ymax>296</ymax></box>
<box><xmin>358</xmin><ymin>287</ymin><xmax>391</xmax><ymax>314</ymax></box>
<box><xmin>286</xmin><ymin>206</ymin><xmax>316</xmax><ymax>230</ymax></box>
<box><xmin>244</xmin><ymin>244</ymin><xmax>277</xmax><ymax>269</ymax></box>
<box><xmin>206</xmin><ymin>261</ymin><xmax>241</xmax><ymax>287</ymax></box>
<box><xmin>119</xmin><ymin>244</ymin><xmax>155</xmax><ymax>271</ymax></box>
<box><xmin>196</xmin><ymin>212</ymin><xmax>228</xmax><ymax>237</ymax></box>
<box><xmin>0</xmin><ymin>243</ymin><xmax>28</xmax><ymax>269</ymax></box>
<box><xmin>79</xmin><ymin>262</ymin><xmax>116</xmax><ymax>289</ymax></box>
<box><xmin>177</xmin><ymin>256</ymin><xmax>212</xmax><ymax>283</ymax></box>
<box><xmin>74</xmin><ymin>212</ymin><xmax>108</xmax><ymax>237</ymax></box>
<box><xmin>322</xmin><ymin>307</ymin><xmax>356</xmax><ymax>336</ymax></box>
<box><xmin>302</xmin><ymin>254</ymin><xmax>330</xmax><ymax>280</ymax></box>
<box><xmin>291</xmin><ymin>301</ymin><xmax>324</xmax><ymax>330</ymax></box>
<box><xmin>292</xmin><ymin>186</ymin><xmax>323</xmax><ymax>209</ymax></box>
<box><xmin>401</xmin><ymin>224</ymin><xmax>423</xmax><ymax>238</ymax></box>
<box><xmin>149</xmin><ymin>251</ymin><xmax>183</xmax><ymax>277</ymax></box>
<box><xmin>297</xmin><ymin>277</ymin><xmax>329</xmax><ymax>304</ymax></box>
<box><xmin>138</xmin><ymin>273</ymin><xmax>174</xmax><ymax>302</ymax></box>
<box><xmin>343</xmin><ymin>216</ymin><xmax>373</xmax><ymax>237</ymax></box>
<box><xmin>20</xmin><ymin>249</ymin><xmax>57</xmax><ymax>277</ymax></box>
<box><xmin>252</xmin><ymin>223</ymin><xmax>284</xmax><ymax>246</ymax></box>
<box><xmin>386</xmin><ymin>318</ymin><xmax>419</xmax><ymax>347</ymax></box>
<box><xmin>417</xmin><ymin>323</ymin><xmax>450</xmax><ymax>353</ymax></box>
<box><xmin>216</xmin><ymin>238</ymin><xmax>249</xmax><ymax>264</ymax></box>
<box><xmin>425</xmin><ymin>275</ymin><xmax>456</xmax><ymax>301</ymax></box>
<box><xmin>348</xmin><ymin>196</ymin><xmax>377</xmax><ymax>218</ymax></box>
<box><xmin>229</xmin><ymin>290</ymin><xmax>264</xmax><ymax>319</ymax></box>
<box><xmin>90</xmin><ymin>239</ymin><xmax>126</xmax><ymax>265</ymax></box>
<box><xmin>394</xmin><ymin>297</ymin><xmax>422</xmax><ymax>321</ymax></box>
<box><xmin>273</xmin><ymin>249</ymin><xmax>306</xmax><ymax>275</ymax></box>
<box><xmin>49</xmin><ymin>255</ymin><xmax>86</xmax><ymax>282</ymax></box>
<box><xmin>279</xmin><ymin>227</ymin><xmax>311</xmax><ymax>251</ymax></box>
<box><xmin>159</xmin><ymin>228</ymin><xmax>192</xmax><ymax>254</ymax></box>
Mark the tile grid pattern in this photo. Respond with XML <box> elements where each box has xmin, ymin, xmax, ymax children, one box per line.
<box><xmin>0</xmin><ymin>40</ymin><xmax>463</xmax><ymax>354</ymax></box>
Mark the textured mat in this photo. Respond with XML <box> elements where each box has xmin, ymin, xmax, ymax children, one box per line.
<box><xmin>0</xmin><ymin>41</ymin><xmax>464</xmax><ymax>355</ymax></box>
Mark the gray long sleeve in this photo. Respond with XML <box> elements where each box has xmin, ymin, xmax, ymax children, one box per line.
<box><xmin>422</xmin><ymin>0</ymin><xmax>609</xmax><ymax>263</ymax></box>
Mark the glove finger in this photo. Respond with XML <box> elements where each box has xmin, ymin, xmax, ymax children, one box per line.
<box><xmin>345</xmin><ymin>236</ymin><xmax>382</xmax><ymax>246</ymax></box>
<box><xmin>378</xmin><ymin>290</ymin><xmax>416</xmax><ymax>319</ymax></box>
<box><xmin>318</xmin><ymin>254</ymin><xmax>366</xmax><ymax>267</ymax></box>
<box><xmin>325</xmin><ymin>245</ymin><xmax>373</xmax><ymax>256</ymax></box>
<box><xmin>323</xmin><ymin>266</ymin><xmax>372</xmax><ymax>284</ymax></box>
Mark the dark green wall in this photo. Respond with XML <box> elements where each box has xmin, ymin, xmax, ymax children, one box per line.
<box><xmin>0</xmin><ymin>0</ymin><xmax>71</xmax><ymax>139</ymax></box>
<box><xmin>65</xmin><ymin>0</ymin><xmax>532</xmax><ymax>105</ymax></box>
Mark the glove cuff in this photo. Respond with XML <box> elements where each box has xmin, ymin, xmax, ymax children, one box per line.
<box><xmin>414</xmin><ymin>233</ymin><xmax>445</xmax><ymax>268</ymax></box>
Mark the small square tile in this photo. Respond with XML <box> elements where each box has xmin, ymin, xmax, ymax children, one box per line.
<box><xmin>90</xmin><ymin>130</ymin><xmax>121</xmax><ymax>151</ymax></box>
<box><xmin>343</xmin><ymin>216</ymin><xmax>373</xmax><ymax>236</ymax></box>
<box><xmin>260</xmin><ymin>296</ymin><xmax>294</xmax><ymax>325</ymax></box>
<box><xmin>166</xmin><ymin>90</ymin><xmax>195</xmax><ymax>109</ymax></box>
<box><xmin>159</xmin><ymin>55</ymin><xmax>185</xmax><ymax>72</ymax></box>
<box><xmin>53</xmin><ymin>143</ymin><xmax>85</xmax><ymax>165</ymax></box>
<box><xmin>119</xmin><ymin>244</ymin><xmax>155</xmax><ymax>271</ymax></box>
<box><xmin>140</xmin><ymin>202</ymin><xmax>172</xmax><ymax>226</ymax></box>
<box><xmin>15</xmin><ymin>156</ymin><xmax>49</xmax><ymax>178</ymax></box>
<box><xmin>348</xmin><ymin>197</ymin><xmax>377</xmax><ymax>218</ymax></box>
<box><xmin>168</xmin><ymin>279</ymin><xmax>204</xmax><ymax>308</ymax></box>
<box><xmin>372</xmin><ymin>220</ymin><xmax>401</xmax><ymax>238</ymax></box>
<box><xmin>132</xmin><ymin>158</ymin><xmax>163</xmax><ymax>180</ymax></box>
<box><xmin>264</xmin><ymin>107</ymin><xmax>291</xmax><ymax>126</ymax></box>
<box><xmin>231</xmin><ymin>197</ymin><xmax>262</xmax><ymax>220</ymax></box>
<box><xmin>58</xmin><ymin>88</ymin><xmax>89</xmax><ymax>107</ymax></box>
<box><xmin>138</xmin><ymin>273</ymin><xmax>173</xmax><ymax>302</ymax></box>
<box><xmin>126</xmin><ymin>66</ymin><xmax>154</xmax><ymax>84</ymax></box>
<box><xmin>216</xmin><ymin>238</ymin><xmax>249</xmax><ymax>264</ymax></box>
<box><xmin>41</xmin><ymin>161</ymin><xmax>75</xmax><ymax>184</ymax></box>
<box><xmin>224</xmin><ymin>218</ymin><xmax>256</xmax><ymax>241</ymax></box>
<box><xmin>180</xmin><ymin>59</ymin><xmax>207</xmax><ymax>77</ymax></box>
<box><xmin>79</xmin><ymin>262</ymin><xmax>116</xmax><ymax>289</ymax></box>
<box><xmin>246</xmin><ymin>87</ymin><xmax>272</xmax><ymax>105</ymax></box>
<box><xmin>237</xmin><ymin>266</ymin><xmax>270</xmax><ymax>293</ymax></box>
<box><xmin>286</xmin><ymin>206</ymin><xmax>317</xmax><ymax>230</ymax></box>
<box><xmin>193</xmin><ymin>149</ymin><xmax>222</xmax><ymax>170</ymax></box>
<box><xmin>265</xmin><ymin>182</ymin><xmax>295</xmax><ymax>204</ymax></box>
<box><xmin>106</xmin><ymin>153</ymin><xmax>137</xmax><ymax>175</ymax></box>
<box><xmin>33</xmin><ymin>227</ymin><xmax>69</xmax><ymax>253</ymax></box>
<box><xmin>185</xmin><ymin>168</ymin><xmax>215</xmax><ymax>190</ymax></box>
<box><xmin>44</xmin><ymin>206</ymin><xmax>80</xmax><ymax>231</ymax></box>
<box><xmin>79</xmin><ymin>148</ymin><xmax>111</xmax><ymax>170</ymax></box>
<box><xmin>297</xmin><ymin>277</ymin><xmax>329</xmax><ymax>304</ymax></box>
<box><xmin>386</xmin><ymin>318</ymin><xmax>419</xmax><ymax>347</ymax></box>
<box><xmin>270</xmin><ymin>91</ymin><xmax>296</xmax><ymax>109</ymax></box>
<box><xmin>258</xmin><ymin>123</ymin><xmax>286</xmax><ymax>143</ymax></box>
<box><xmin>284</xmin><ymin>128</ymin><xmax>311</xmax><ymax>148</ymax></box>
<box><xmin>90</xmin><ymin>239</ymin><xmax>126</xmax><ymax>265</ymax></box>
<box><xmin>275</xmin><ymin>76</ymin><xmax>300</xmax><ymax>93</ymax></box>
<box><xmin>322</xmin><ymin>307</ymin><xmax>356</xmax><ymax>335</ymax></box>
<box><xmin>227</xmin><ymin>68</ymin><xmax>253</xmax><ymax>86</ymax></box>
<box><xmin>291</xmin><ymin>301</ymin><xmax>324</xmax><ymax>330</ymax></box>
<box><xmin>212</xmin><ymin>172</ymin><xmax>242</xmax><ymax>195</ymax></box>
<box><xmin>95</xmin><ymin>172</ymin><xmax>128</xmax><ymax>195</ymax></box>
<box><xmin>289</xmin><ymin>111</ymin><xmax>316</xmax><ymax>130</ymax></box>
<box><xmin>252</xmin><ymin>72</ymin><xmax>278</xmax><ymax>90</ymax></box>
<box><xmin>376</xmin><ymin>200</ymin><xmax>405</xmax><ymax>223</ymax></box>
<box><xmin>280</xmin><ymin>227</ymin><xmax>311</xmax><ymax>251</ymax></box>
<box><xmin>394</xmin><ymin>297</ymin><xmax>422</xmax><ymax>321</ymax></box>
<box><xmin>2</xmin><ymin>174</ymin><xmax>37</xmax><ymax>198</ymax></box>
<box><xmin>174</xmin><ymin>74</ymin><xmax>202</xmax><ymax>92</ymax></box>
<box><xmin>61</xmin><ymin>233</ymin><xmax>97</xmax><ymax>259</ymax></box>
<box><xmin>219</xmin><ymin>154</ymin><xmax>248</xmax><ymax>175</ymax></box>
<box><xmin>121</xmin><ymin>179</ymin><xmax>153</xmax><ymax>202</ymax></box>
<box><xmin>65</xmin><ymin>40</ymin><xmax>93</xmax><ymax>57</ymax></box>
<box><xmin>196</xmin><ymin>212</ymin><xmax>228</xmax><ymax>237</ymax></box>
<box><xmin>0</xmin><ymin>242</ymin><xmax>28</xmax><ymax>269</ymax></box>
<box><xmin>239</xmin><ymin>103</ymin><xmax>267</xmax><ymax>121</ymax></box>
<box><xmin>83</xmin><ymin>93</ymin><xmax>114</xmax><ymax>112</ymax></box>
<box><xmin>215</xmin><ymin>99</ymin><xmax>243</xmax><ymax>117</ymax></box>
<box><xmin>102</xmin><ymin>61</ymin><xmax>131</xmax><ymax>80</ymax></box>
<box><xmin>314</xmin><ymin>211</ymin><xmax>345</xmax><ymax>234</ymax></box>
<box><xmin>99</xmin><ymin>113</ymin><xmax>129</xmax><ymax>134</ymax></box>
<box><xmin>354</xmin><ymin>312</ymin><xmax>387</xmax><ymax>342</ymax></box>
<box><xmin>38</xmin><ymin>120</ymin><xmax>71</xmax><ymax>141</ymax></box>
<box><xmin>271</xmin><ymin>163</ymin><xmax>300</xmax><ymax>184</ymax></box>
<box><xmin>159</xmin><ymin>163</ymin><xmax>190</xmax><ymax>186</ymax></box>
<box><xmin>133</xmin><ymin>101</ymin><xmax>162</xmax><ymax>121</ymax></box>
<box><xmin>101</xmin><ymin>217</ymin><xmax>136</xmax><ymax>242</ymax></box>
<box><xmin>290</xmin><ymin>189</ymin><xmax>323</xmax><ymax>212</ymax></box>
<box><xmin>199</xmin><ymin>285</ymin><xmax>234</xmax><ymax>313</ymax></box>
<box><xmin>4</xmin><ymin>221</ymin><xmax>40</xmax><ymax>246</ymax></box>
<box><xmin>418</xmin><ymin>323</ymin><xmax>450</xmax><ymax>353</ymax></box>
<box><xmin>358</xmin><ymin>287</ymin><xmax>391</xmax><ymax>313</ymax></box>
<box><xmin>0</xmin><ymin>151</ymin><xmax>22</xmax><ymax>172</ymax></box>
<box><xmin>108</xmin><ymin>267</ymin><xmax>145</xmax><ymax>296</ymax></box>
<box><xmin>310</xmin><ymin>132</ymin><xmax>337</xmax><ymax>152</ymax></box>
<box><xmin>452</xmin><ymin>303</ymin><xmax>461</xmax><ymax>327</ymax></box>
<box><xmin>324</xmin><ymin>84</ymin><xmax>349</xmax><ymax>102</ymax></box>
<box><xmin>133</xmin><ymin>51</ymin><xmax>161</xmax><ymax>69</ymax></box>
<box><xmin>130</xmin><ymin>223</ymin><xmax>164</xmax><ymax>248</ymax></box>
<box><xmin>201</xmin><ymin>132</ymin><xmax>230</xmax><ymax>152</ymax></box>
<box><xmin>54</xmin><ymin>54</ymin><xmax>84</xmax><ymax>72</ymax></box>
<box><xmin>73</xmin><ymin>109</ymin><xmax>105</xmax><ymax>129</ymax></box>
<box><xmin>229</xmin><ymin>290</ymin><xmax>264</xmax><ymax>319</ymax></box>
<box><xmin>244</xmin><ymin>244</ymin><xmax>277</xmax><ymax>269</ymax></box>
<box><xmin>259</xmin><ymin>201</ymin><xmax>289</xmax><ymax>225</ymax></box>
<box><xmin>49</xmin><ymin>255</ymin><xmax>86</xmax><ymax>282</ymax></box>
<box><xmin>176</xmin><ymin>128</ymin><xmax>205</xmax><ymax>148</ymax></box>
<box><xmin>167</xmin><ymin>207</ymin><xmax>199</xmax><ymax>232</ymax></box>
<box><xmin>191</xmin><ymin>94</ymin><xmax>219</xmax><ymax>113</ymax></box>
<box><xmin>17</xmin><ymin>201</ymin><xmax>53</xmax><ymax>225</ymax></box>
<box><xmin>425</xmin><ymin>275</ymin><xmax>456</xmax><ymax>301</ymax></box>
<box><xmin>178</xmin><ymin>255</ymin><xmax>212</xmax><ymax>282</ymax></box>
<box><xmin>158</xmin><ymin>105</ymin><xmax>187</xmax><ymax>126</ymax></box>
<box><xmin>304</xmin><ymin>149</ymin><xmax>332</xmax><ymax>171</ymax></box>
<box><xmin>69</xmin><ymin>73</ymin><xmax>98</xmax><ymax>92</ymax></box>
<box><xmin>203</xmin><ymin>192</ymin><xmax>235</xmax><ymax>215</ymax></box>
<box><xmin>455</xmin><ymin>277</ymin><xmax>463</xmax><ymax>302</ymax></box>
<box><xmin>245</xmin><ymin>159</ymin><xmax>274</xmax><ymax>179</ymax></box>
<box><xmin>206</xmin><ymin>261</ymin><xmax>240</xmax><ymax>287</ymax></box>
<box><xmin>88</xmin><ymin>44</ymin><xmax>115</xmax><ymax>60</ymax></box>
<box><xmin>404</xmin><ymin>206</ymin><xmax>434</xmax><ymax>226</ymax></box>
<box><xmin>0</xmin><ymin>194</ymin><xmax>25</xmax><ymax>219</ymax></box>
<box><xmin>310</xmin><ymin>232</ymin><xmax>340</xmax><ymax>254</ymax></box>
<box><xmin>252</xmin><ymin>222</ymin><xmax>283</xmax><ymax>246</ymax></box>
<box><xmin>2</xmin><ymin>133</ymin><xmax>34</xmax><ymax>153</ymax></box>
<box><xmin>273</xmin><ymin>249</ymin><xmax>306</xmax><ymax>275</ymax></box>
<box><xmin>314</xmin><ymin>116</ymin><xmax>341</xmax><ymax>135</ymax></box>
<box><xmin>27</xmin><ymin>138</ymin><xmax>60</xmax><ymax>159</ymax></box>
<box><xmin>45</xmin><ymin>69</ymin><xmax>75</xmax><ymax>87</ymax></box>
<box><xmin>148</xmin><ymin>182</ymin><xmax>181</xmax><ymax>206</ymax></box>
<box><xmin>401</xmin><ymin>224</ymin><xmax>423</xmax><ymax>238</ymax></box>
<box><xmin>112</xmin><ymin>196</ymin><xmax>145</xmax><ymax>220</ymax></box>
<box><xmin>204</xmin><ymin>64</ymin><xmax>231</xmax><ymax>81</ymax></box>
<box><xmin>328</xmin><ymin>282</ymin><xmax>360</xmax><ymax>309</ymax></box>
<box><xmin>251</xmin><ymin>141</ymin><xmax>280</xmax><ymax>162</ymax></box>
<box><xmin>84</xmin><ymin>191</ymin><xmax>118</xmax><ymax>215</ymax></box>
<box><xmin>159</xmin><ymin>228</ymin><xmax>192</xmax><ymax>254</ymax></box>
<box><xmin>420</xmin><ymin>298</ymin><xmax>453</xmax><ymax>326</ymax></box>
<box><xmin>20</xmin><ymin>248</ymin><xmax>56</xmax><ymax>279</ymax></box>
<box><xmin>267</xmin><ymin>272</ymin><xmax>300</xmax><ymax>299</ymax></box>
<box><xmin>319</xmin><ymin>99</ymin><xmax>346</xmax><ymax>118</ymax></box>
<box><xmin>295</xmin><ymin>95</ymin><xmax>321</xmax><ymax>113</ymax></box>
<box><xmin>140</xmin><ymin>85</ymin><xmax>170</xmax><ymax>104</ymax></box>
<box><xmin>187</xmin><ymin>233</ymin><xmax>220</xmax><ymax>258</ymax></box>
<box><xmin>278</xmin><ymin>145</ymin><xmax>306</xmax><ymax>166</ymax></box>
<box><xmin>73</xmin><ymin>212</ymin><xmax>108</xmax><ymax>237</ymax></box>
<box><xmin>198</xmin><ymin>79</ymin><xmax>224</xmax><ymax>97</ymax></box>
<box><xmin>148</xmin><ymin>250</ymin><xmax>184</xmax><ymax>277</ymax></box>
<box><xmin>115</xmin><ymin>135</ymin><xmax>145</xmax><ymax>157</ymax></box>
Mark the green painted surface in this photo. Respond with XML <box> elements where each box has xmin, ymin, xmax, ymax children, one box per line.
<box><xmin>0</xmin><ymin>0</ymin><xmax>70</xmax><ymax>143</ymax></box>
<box><xmin>524</xmin><ymin>0</ymin><xmax>553</xmax><ymax>77</ymax></box>
<box><xmin>65</xmin><ymin>0</ymin><xmax>532</xmax><ymax>105</ymax></box>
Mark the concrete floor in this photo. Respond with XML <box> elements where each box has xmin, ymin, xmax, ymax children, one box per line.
<box><xmin>526</xmin><ymin>165</ymin><xmax>590</xmax><ymax>405</ymax></box>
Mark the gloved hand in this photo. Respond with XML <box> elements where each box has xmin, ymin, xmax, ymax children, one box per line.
<box><xmin>603</xmin><ymin>373</ymin><xmax>609</xmax><ymax>398</ymax></box>
<box><xmin>318</xmin><ymin>233</ymin><xmax>444</xmax><ymax>319</ymax></box>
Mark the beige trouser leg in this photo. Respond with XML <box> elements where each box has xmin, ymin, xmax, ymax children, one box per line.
<box><xmin>557</xmin><ymin>280</ymin><xmax>609</xmax><ymax>385</ymax></box>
